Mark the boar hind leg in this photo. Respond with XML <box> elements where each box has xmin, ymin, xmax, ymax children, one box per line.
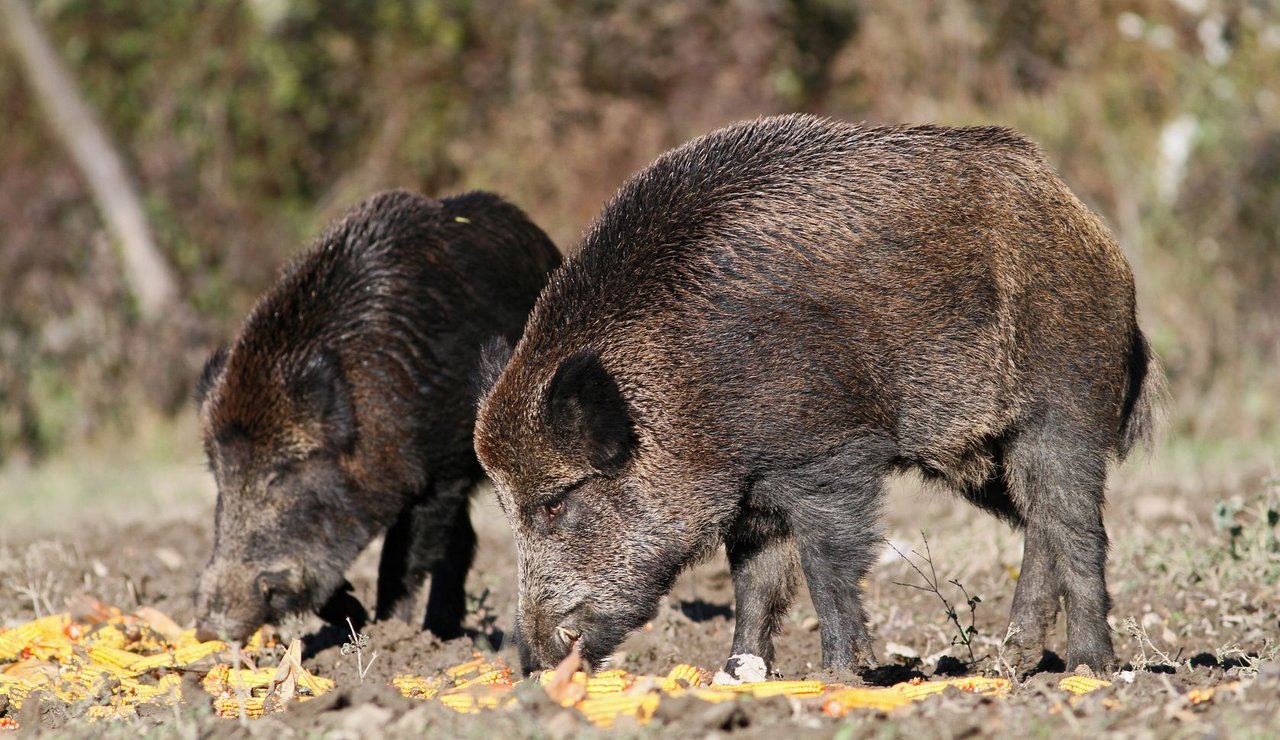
<box><xmin>423</xmin><ymin>509</ymin><xmax>476</xmax><ymax>640</ymax></box>
<box><xmin>960</xmin><ymin>470</ymin><xmax>1059</xmax><ymax>670</ymax></box>
<box><xmin>724</xmin><ymin>524</ymin><xmax>801</xmax><ymax>677</ymax></box>
<box><xmin>1008</xmin><ymin>428</ymin><xmax>1114</xmax><ymax>674</ymax></box>
<box><xmin>376</xmin><ymin>480</ymin><xmax>477</xmax><ymax>637</ymax></box>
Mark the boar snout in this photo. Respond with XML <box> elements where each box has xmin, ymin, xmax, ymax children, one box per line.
<box><xmin>514</xmin><ymin>602</ymin><xmax>591</xmax><ymax>672</ymax></box>
<box><xmin>194</xmin><ymin>559</ymin><xmax>300</xmax><ymax>643</ymax></box>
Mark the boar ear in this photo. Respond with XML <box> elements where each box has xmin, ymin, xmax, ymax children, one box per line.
<box><xmin>471</xmin><ymin>336</ymin><xmax>512</xmax><ymax>405</ymax></box>
<box><xmin>291</xmin><ymin>350</ymin><xmax>356</xmax><ymax>452</ymax></box>
<box><xmin>196</xmin><ymin>345</ymin><xmax>229</xmax><ymax>407</ymax></box>
<box><xmin>546</xmin><ymin>350</ymin><xmax>634</xmax><ymax>475</ymax></box>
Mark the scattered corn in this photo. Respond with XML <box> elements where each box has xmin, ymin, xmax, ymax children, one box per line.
<box><xmin>710</xmin><ymin>679</ymin><xmax>827</xmax><ymax>698</ymax></box>
<box><xmin>578</xmin><ymin>692</ymin><xmax>662</xmax><ymax>728</ymax></box>
<box><xmin>823</xmin><ymin>676</ymin><xmax>1011</xmax><ymax>716</ymax></box>
<box><xmin>392</xmin><ymin>674</ymin><xmax>443</xmax><ymax>700</ymax></box>
<box><xmin>0</xmin><ymin>615</ymin><xmax>69</xmax><ymax>661</ymax></box>
<box><xmin>438</xmin><ymin>687</ymin><xmax>515</xmax><ymax>713</ymax></box>
<box><xmin>1187</xmin><ymin>681</ymin><xmax>1241</xmax><ymax>705</ymax></box>
<box><xmin>213</xmin><ymin>695</ymin><xmax>269</xmax><ymax>719</ymax></box>
<box><xmin>0</xmin><ymin>606</ymin><xmax>317</xmax><ymax>725</ymax></box>
<box><xmin>1059</xmin><ymin>675</ymin><xmax>1112</xmax><ymax>695</ymax></box>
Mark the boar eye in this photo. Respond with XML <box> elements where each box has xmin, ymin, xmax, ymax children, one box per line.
<box><xmin>544</xmin><ymin>499</ymin><xmax>565</xmax><ymax>524</ymax></box>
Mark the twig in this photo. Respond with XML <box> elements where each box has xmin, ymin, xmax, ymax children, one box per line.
<box><xmin>887</xmin><ymin>532</ymin><xmax>981</xmax><ymax>665</ymax></box>
<box><xmin>342</xmin><ymin>617</ymin><xmax>378</xmax><ymax>683</ymax></box>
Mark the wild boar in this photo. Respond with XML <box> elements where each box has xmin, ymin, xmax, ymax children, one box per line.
<box><xmin>474</xmin><ymin>115</ymin><xmax>1162</xmax><ymax>676</ymax></box>
<box><xmin>195</xmin><ymin>189</ymin><xmax>560</xmax><ymax>642</ymax></box>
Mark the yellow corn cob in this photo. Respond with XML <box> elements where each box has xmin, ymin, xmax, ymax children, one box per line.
<box><xmin>202</xmin><ymin>666</ymin><xmax>278</xmax><ymax>695</ymax></box>
<box><xmin>85</xmin><ymin>704</ymin><xmax>137</xmax><ymax>722</ymax></box>
<box><xmin>1182</xmin><ymin>681</ymin><xmax>1233</xmax><ymax>701</ymax></box>
<box><xmin>577</xmin><ymin>692</ymin><xmax>662</xmax><ymax>728</ymax></box>
<box><xmin>584</xmin><ymin>674</ymin><xmax>631</xmax><ymax>695</ymax></box>
<box><xmin>444</xmin><ymin>655</ymin><xmax>487</xmax><ymax>678</ymax></box>
<box><xmin>117</xmin><ymin>673</ymin><xmax>183</xmax><ymax>704</ymax></box>
<box><xmin>662</xmin><ymin>663</ymin><xmax>708</xmax><ymax>691</ymax></box>
<box><xmin>750</xmin><ymin>680</ymin><xmax>826</xmax><ymax>697</ymax></box>
<box><xmin>213</xmin><ymin>695</ymin><xmax>267</xmax><ymax>719</ymax></box>
<box><xmin>84</xmin><ymin>644</ymin><xmax>147</xmax><ymax>677</ymax></box>
<box><xmin>0</xmin><ymin>615</ymin><xmax>69</xmax><ymax>660</ymax></box>
<box><xmin>1059</xmin><ymin>675</ymin><xmax>1111</xmax><ymax>695</ymax></box>
<box><xmin>83</xmin><ymin>625</ymin><xmax>129</xmax><ymax>651</ymax></box>
<box><xmin>539</xmin><ymin>668</ymin><xmax>585</xmax><ymax>685</ymax></box>
<box><xmin>823</xmin><ymin>687</ymin><xmax>914</xmax><ymax>714</ymax></box>
<box><xmin>451</xmin><ymin>668</ymin><xmax>513</xmax><ymax>691</ymax></box>
<box><xmin>705</xmin><ymin>679</ymin><xmax>826</xmax><ymax>697</ymax></box>
<box><xmin>171</xmin><ymin>628</ymin><xmax>203</xmax><ymax>650</ymax></box>
<box><xmin>823</xmin><ymin>676</ymin><xmax>1013</xmax><ymax>716</ymax></box>
<box><xmin>438</xmin><ymin>688</ymin><xmax>513</xmax><ymax>713</ymax></box>
<box><xmin>0</xmin><ymin>674</ymin><xmax>36</xmax><ymax>710</ymax></box>
<box><xmin>132</xmin><ymin>640</ymin><xmax>227</xmax><ymax>672</ymax></box>
<box><xmin>392</xmin><ymin>674</ymin><xmax>442</xmax><ymax>700</ymax></box>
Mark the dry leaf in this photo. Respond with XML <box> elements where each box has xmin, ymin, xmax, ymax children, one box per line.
<box><xmin>133</xmin><ymin>607</ymin><xmax>183</xmax><ymax>643</ymax></box>
<box><xmin>544</xmin><ymin>641</ymin><xmax>587</xmax><ymax>706</ymax></box>
<box><xmin>262</xmin><ymin>639</ymin><xmax>303</xmax><ymax>713</ymax></box>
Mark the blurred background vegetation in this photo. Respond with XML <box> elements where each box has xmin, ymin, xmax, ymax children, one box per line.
<box><xmin>0</xmin><ymin>0</ymin><xmax>1276</xmax><ymax>488</ymax></box>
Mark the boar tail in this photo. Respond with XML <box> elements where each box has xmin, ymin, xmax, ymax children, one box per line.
<box><xmin>1118</xmin><ymin>327</ymin><xmax>1167</xmax><ymax>459</ymax></box>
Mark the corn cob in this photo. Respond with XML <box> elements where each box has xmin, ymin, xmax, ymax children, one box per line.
<box><xmin>213</xmin><ymin>695</ymin><xmax>268</xmax><ymax>719</ymax></box>
<box><xmin>85</xmin><ymin>704</ymin><xmax>137</xmax><ymax>722</ymax></box>
<box><xmin>0</xmin><ymin>674</ymin><xmax>37</xmax><ymax>710</ymax></box>
<box><xmin>0</xmin><ymin>615</ymin><xmax>69</xmax><ymax>660</ymax></box>
<box><xmin>132</xmin><ymin>640</ymin><xmax>227</xmax><ymax>671</ymax></box>
<box><xmin>577</xmin><ymin>692</ymin><xmax>661</xmax><ymax>728</ymax></box>
<box><xmin>823</xmin><ymin>687</ymin><xmax>915</xmax><ymax>714</ymax></box>
<box><xmin>1058</xmin><ymin>675</ymin><xmax>1111</xmax><ymax>695</ymax></box>
<box><xmin>1187</xmin><ymin>681</ymin><xmax>1242</xmax><ymax>705</ymax></box>
<box><xmin>536</xmin><ymin>665</ymin><xmax>626</xmax><ymax>693</ymax></box>
<box><xmin>202</xmin><ymin>665</ymin><xmax>278</xmax><ymax>695</ymax></box>
<box><xmin>662</xmin><ymin>663</ymin><xmax>709</xmax><ymax>691</ymax></box>
<box><xmin>706</xmin><ymin>679</ymin><xmax>826</xmax><ymax>697</ymax></box>
<box><xmin>584</xmin><ymin>673</ymin><xmax>631</xmax><ymax>696</ymax></box>
<box><xmin>444</xmin><ymin>655</ymin><xmax>488</xmax><ymax>678</ymax></box>
<box><xmin>392</xmin><ymin>674</ymin><xmax>442</xmax><ymax>700</ymax></box>
<box><xmin>438</xmin><ymin>687</ymin><xmax>514</xmax><ymax>713</ymax></box>
<box><xmin>84</xmin><ymin>644</ymin><xmax>147</xmax><ymax>678</ymax></box>
<box><xmin>83</xmin><ymin>624</ymin><xmax>129</xmax><ymax>651</ymax></box>
<box><xmin>450</xmin><ymin>668</ymin><xmax>513</xmax><ymax>691</ymax></box>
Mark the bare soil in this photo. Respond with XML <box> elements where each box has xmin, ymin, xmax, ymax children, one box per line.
<box><xmin>2</xmin><ymin>464</ymin><xmax>1277</xmax><ymax>738</ymax></box>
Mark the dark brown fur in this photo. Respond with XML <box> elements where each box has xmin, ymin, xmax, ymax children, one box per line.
<box><xmin>474</xmin><ymin>115</ymin><xmax>1163</xmax><ymax>675</ymax></box>
<box><xmin>195</xmin><ymin>189</ymin><xmax>560</xmax><ymax>641</ymax></box>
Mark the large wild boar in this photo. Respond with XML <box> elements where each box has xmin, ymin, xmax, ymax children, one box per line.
<box><xmin>474</xmin><ymin>115</ymin><xmax>1162</xmax><ymax>676</ymax></box>
<box><xmin>194</xmin><ymin>189</ymin><xmax>560</xmax><ymax>642</ymax></box>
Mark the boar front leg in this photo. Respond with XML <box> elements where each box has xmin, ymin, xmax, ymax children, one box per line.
<box><xmin>723</xmin><ymin>524</ymin><xmax>801</xmax><ymax>677</ymax></box>
<box><xmin>757</xmin><ymin>447</ymin><xmax>890</xmax><ymax>671</ymax></box>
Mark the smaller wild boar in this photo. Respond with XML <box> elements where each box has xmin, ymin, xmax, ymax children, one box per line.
<box><xmin>474</xmin><ymin>115</ymin><xmax>1163</xmax><ymax>677</ymax></box>
<box><xmin>195</xmin><ymin>189</ymin><xmax>560</xmax><ymax>642</ymax></box>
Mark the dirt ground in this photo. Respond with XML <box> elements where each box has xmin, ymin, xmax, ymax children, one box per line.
<box><xmin>2</xmin><ymin>455</ymin><xmax>1277</xmax><ymax>738</ymax></box>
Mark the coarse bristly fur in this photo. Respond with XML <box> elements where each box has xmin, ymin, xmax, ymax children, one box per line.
<box><xmin>474</xmin><ymin>114</ymin><xmax>1165</xmax><ymax>676</ymax></box>
<box><xmin>194</xmin><ymin>189</ymin><xmax>560</xmax><ymax>642</ymax></box>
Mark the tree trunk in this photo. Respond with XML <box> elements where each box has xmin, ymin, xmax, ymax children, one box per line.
<box><xmin>1</xmin><ymin>0</ymin><xmax>179</xmax><ymax>322</ymax></box>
